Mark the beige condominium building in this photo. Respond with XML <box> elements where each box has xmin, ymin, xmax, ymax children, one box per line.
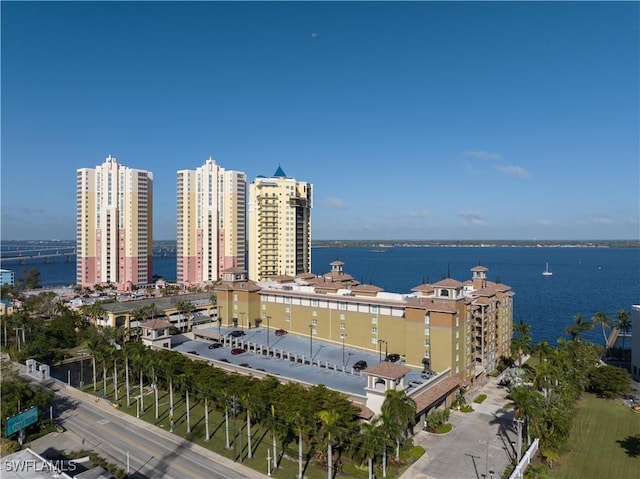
<box><xmin>176</xmin><ymin>157</ymin><xmax>246</xmax><ymax>286</ymax></box>
<box><xmin>76</xmin><ymin>155</ymin><xmax>153</xmax><ymax>289</ymax></box>
<box><xmin>215</xmin><ymin>261</ymin><xmax>514</xmax><ymax>384</ymax></box>
<box><xmin>248</xmin><ymin>166</ymin><xmax>312</xmax><ymax>282</ymax></box>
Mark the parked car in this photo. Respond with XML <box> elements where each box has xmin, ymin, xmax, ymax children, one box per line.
<box><xmin>231</xmin><ymin>348</ymin><xmax>245</xmax><ymax>355</ymax></box>
<box><xmin>208</xmin><ymin>342</ymin><xmax>223</xmax><ymax>349</ymax></box>
<box><xmin>229</xmin><ymin>330</ymin><xmax>245</xmax><ymax>338</ymax></box>
<box><xmin>421</xmin><ymin>370</ymin><xmax>436</xmax><ymax>379</ymax></box>
<box><xmin>219</xmin><ymin>358</ymin><xmax>230</xmax><ymax>363</ymax></box>
<box><xmin>409</xmin><ymin>379</ymin><xmax>423</xmax><ymax>387</ymax></box>
<box><xmin>186</xmin><ymin>350</ymin><xmax>199</xmax><ymax>355</ymax></box>
<box><xmin>275</xmin><ymin>329</ymin><xmax>288</xmax><ymax>336</ymax></box>
<box><xmin>353</xmin><ymin>360</ymin><xmax>368</xmax><ymax>371</ymax></box>
<box><xmin>385</xmin><ymin>353</ymin><xmax>400</xmax><ymax>362</ymax></box>
<box><xmin>239</xmin><ymin>363</ymin><xmax>251</xmax><ymax>368</ymax></box>
<box><xmin>55</xmin><ymin>424</ymin><xmax>66</xmax><ymax>433</ymax></box>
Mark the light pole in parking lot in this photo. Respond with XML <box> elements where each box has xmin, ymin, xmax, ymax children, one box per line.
<box><xmin>266</xmin><ymin>315</ymin><xmax>271</xmax><ymax>351</ymax></box>
<box><xmin>308</xmin><ymin>324</ymin><xmax>314</xmax><ymax>361</ymax></box>
<box><xmin>378</xmin><ymin>339</ymin><xmax>387</xmax><ymax>363</ymax></box>
<box><xmin>217</xmin><ymin>306</ymin><xmax>223</xmax><ymax>337</ymax></box>
<box><xmin>342</xmin><ymin>333</ymin><xmax>347</xmax><ymax>368</ymax></box>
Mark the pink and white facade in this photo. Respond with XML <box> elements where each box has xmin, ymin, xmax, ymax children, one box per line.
<box><xmin>176</xmin><ymin>157</ymin><xmax>246</xmax><ymax>286</ymax></box>
<box><xmin>76</xmin><ymin>155</ymin><xmax>153</xmax><ymax>289</ymax></box>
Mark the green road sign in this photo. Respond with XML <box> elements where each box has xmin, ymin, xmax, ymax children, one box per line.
<box><xmin>6</xmin><ymin>406</ymin><xmax>38</xmax><ymax>436</ymax></box>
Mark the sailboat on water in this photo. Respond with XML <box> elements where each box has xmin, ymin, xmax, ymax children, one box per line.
<box><xmin>543</xmin><ymin>262</ymin><xmax>553</xmax><ymax>276</ymax></box>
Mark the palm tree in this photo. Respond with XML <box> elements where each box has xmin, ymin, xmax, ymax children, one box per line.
<box><xmin>317</xmin><ymin>409</ymin><xmax>340</xmax><ymax>479</ymax></box>
<box><xmin>617</xmin><ymin>309</ymin><xmax>631</xmax><ymax>354</ymax></box>
<box><xmin>353</xmin><ymin>418</ymin><xmax>388</xmax><ymax>479</ymax></box>
<box><xmin>565</xmin><ymin>313</ymin><xmax>593</xmax><ymax>342</ymax></box>
<box><xmin>176</xmin><ymin>300</ymin><xmax>195</xmax><ymax>332</ymax></box>
<box><xmin>289</xmin><ymin>409</ymin><xmax>312</xmax><ymax>479</ymax></box>
<box><xmin>591</xmin><ymin>311</ymin><xmax>611</xmax><ymax>355</ymax></box>
<box><xmin>380</xmin><ymin>389</ymin><xmax>416</xmax><ymax>461</ymax></box>
<box><xmin>533</xmin><ymin>340</ymin><xmax>553</xmax><ymax>364</ymax></box>
<box><xmin>512</xmin><ymin>320</ymin><xmax>532</xmax><ymax>367</ymax></box>
<box><xmin>86</xmin><ymin>335</ymin><xmax>102</xmax><ymax>391</ymax></box>
<box><xmin>240</xmin><ymin>393</ymin><xmax>256</xmax><ymax>459</ymax></box>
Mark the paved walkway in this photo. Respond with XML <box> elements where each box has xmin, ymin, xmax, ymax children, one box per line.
<box><xmin>402</xmin><ymin>376</ymin><xmax>517</xmax><ymax>479</ymax></box>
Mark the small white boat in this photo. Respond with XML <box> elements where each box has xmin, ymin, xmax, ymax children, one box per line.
<box><xmin>543</xmin><ymin>262</ymin><xmax>553</xmax><ymax>276</ymax></box>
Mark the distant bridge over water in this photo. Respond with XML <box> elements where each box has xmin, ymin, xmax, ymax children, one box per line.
<box><xmin>1</xmin><ymin>245</ymin><xmax>176</xmax><ymax>264</ymax></box>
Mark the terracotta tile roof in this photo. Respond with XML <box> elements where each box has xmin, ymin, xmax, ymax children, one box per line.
<box><xmin>411</xmin><ymin>284</ymin><xmax>434</xmax><ymax>293</ymax></box>
<box><xmin>330</xmin><ymin>260</ymin><xmax>345</xmax><ymax>266</ymax></box>
<box><xmin>472</xmin><ymin>297</ymin><xmax>491</xmax><ymax>306</ymax></box>
<box><xmin>405</xmin><ymin>297</ymin><xmax>458</xmax><ymax>313</ymax></box>
<box><xmin>273</xmin><ymin>275</ymin><xmax>295</xmax><ymax>283</ymax></box>
<box><xmin>351</xmin><ymin>284</ymin><xmax>384</xmax><ymax>293</ymax></box>
<box><xmin>412</xmin><ymin>377</ymin><xmax>461</xmax><ymax>413</ymax></box>
<box><xmin>222</xmin><ymin>267</ymin><xmax>247</xmax><ymax>274</ymax></box>
<box><xmin>355</xmin><ymin>403</ymin><xmax>376</xmax><ymax>420</ymax></box>
<box><xmin>215</xmin><ymin>281</ymin><xmax>262</xmax><ymax>292</ymax></box>
<box><xmin>295</xmin><ymin>272</ymin><xmax>316</xmax><ymax>280</ymax></box>
<box><xmin>433</xmin><ymin>278</ymin><xmax>464</xmax><ymax>288</ymax></box>
<box><xmin>364</xmin><ymin>362</ymin><xmax>412</xmax><ymax>379</ymax></box>
<box><xmin>471</xmin><ymin>265</ymin><xmax>488</xmax><ymax>272</ymax></box>
<box><xmin>141</xmin><ymin>319</ymin><xmax>173</xmax><ymax>329</ymax></box>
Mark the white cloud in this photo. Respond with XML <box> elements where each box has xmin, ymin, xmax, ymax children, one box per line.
<box><xmin>538</xmin><ymin>219</ymin><xmax>553</xmax><ymax>226</ymax></box>
<box><xmin>463</xmin><ymin>150</ymin><xmax>502</xmax><ymax>161</ymax></box>
<box><xmin>457</xmin><ymin>211</ymin><xmax>486</xmax><ymax>227</ymax></box>
<box><xmin>590</xmin><ymin>216</ymin><xmax>614</xmax><ymax>226</ymax></box>
<box><xmin>495</xmin><ymin>165</ymin><xmax>531</xmax><ymax>178</ymax></box>
<box><xmin>320</xmin><ymin>197</ymin><xmax>346</xmax><ymax>208</ymax></box>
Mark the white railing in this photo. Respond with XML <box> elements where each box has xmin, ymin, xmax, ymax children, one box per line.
<box><xmin>509</xmin><ymin>438</ymin><xmax>539</xmax><ymax>479</ymax></box>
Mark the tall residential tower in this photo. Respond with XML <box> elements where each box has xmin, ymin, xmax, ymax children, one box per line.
<box><xmin>248</xmin><ymin>166</ymin><xmax>312</xmax><ymax>281</ymax></box>
<box><xmin>176</xmin><ymin>157</ymin><xmax>246</xmax><ymax>285</ymax></box>
<box><xmin>76</xmin><ymin>155</ymin><xmax>153</xmax><ymax>288</ymax></box>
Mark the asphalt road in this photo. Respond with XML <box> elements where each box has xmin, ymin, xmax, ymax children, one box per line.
<box><xmin>31</xmin><ymin>380</ymin><xmax>264</xmax><ymax>479</ymax></box>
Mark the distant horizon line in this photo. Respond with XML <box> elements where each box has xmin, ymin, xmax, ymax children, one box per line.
<box><xmin>2</xmin><ymin>238</ymin><xmax>639</xmax><ymax>244</ymax></box>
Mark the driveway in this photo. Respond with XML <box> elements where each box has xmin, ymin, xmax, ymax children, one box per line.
<box><xmin>402</xmin><ymin>376</ymin><xmax>517</xmax><ymax>479</ymax></box>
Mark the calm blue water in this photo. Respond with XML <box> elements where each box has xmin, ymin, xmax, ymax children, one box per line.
<box><xmin>3</xmin><ymin>243</ymin><xmax>638</xmax><ymax>345</ymax></box>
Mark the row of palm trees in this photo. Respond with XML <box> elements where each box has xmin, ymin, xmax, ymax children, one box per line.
<box><xmin>508</xmin><ymin>325</ymin><xmax>607</xmax><ymax>467</ymax></box>
<box><xmin>83</xmin><ymin>330</ymin><xmax>418</xmax><ymax>478</ymax></box>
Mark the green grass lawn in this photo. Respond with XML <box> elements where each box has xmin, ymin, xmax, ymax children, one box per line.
<box><xmin>550</xmin><ymin>394</ymin><xmax>640</xmax><ymax>479</ymax></box>
<box><xmin>79</xmin><ymin>377</ymin><xmax>410</xmax><ymax>479</ymax></box>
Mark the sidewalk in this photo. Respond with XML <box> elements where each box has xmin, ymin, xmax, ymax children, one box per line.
<box><xmin>402</xmin><ymin>375</ymin><xmax>516</xmax><ymax>479</ymax></box>
<box><xmin>20</xmin><ymin>367</ymin><xmax>266</xmax><ymax>479</ymax></box>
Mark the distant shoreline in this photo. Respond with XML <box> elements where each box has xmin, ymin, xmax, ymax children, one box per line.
<box><xmin>310</xmin><ymin>239</ymin><xmax>640</xmax><ymax>248</ymax></box>
<box><xmin>2</xmin><ymin>239</ymin><xmax>639</xmax><ymax>249</ymax></box>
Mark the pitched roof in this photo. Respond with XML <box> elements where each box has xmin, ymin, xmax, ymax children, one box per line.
<box><xmin>364</xmin><ymin>362</ymin><xmax>412</xmax><ymax>379</ymax></box>
<box><xmin>273</xmin><ymin>165</ymin><xmax>287</xmax><ymax>177</ymax></box>
<box><xmin>412</xmin><ymin>377</ymin><xmax>461</xmax><ymax>413</ymax></box>
<box><xmin>141</xmin><ymin>319</ymin><xmax>173</xmax><ymax>330</ymax></box>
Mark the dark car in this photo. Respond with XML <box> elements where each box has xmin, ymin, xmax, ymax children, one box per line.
<box><xmin>239</xmin><ymin>363</ymin><xmax>251</xmax><ymax>368</ymax></box>
<box><xmin>274</xmin><ymin>329</ymin><xmax>288</xmax><ymax>336</ymax></box>
<box><xmin>385</xmin><ymin>353</ymin><xmax>400</xmax><ymax>363</ymax></box>
<box><xmin>229</xmin><ymin>330</ymin><xmax>245</xmax><ymax>338</ymax></box>
<box><xmin>353</xmin><ymin>360</ymin><xmax>368</xmax><ymax>371</ymax></box>
<box><xmin>231</xmin><ymin>348</ymin><xmax>245</xmax><ymax>355</ymax></box>
<box><xmin>208</xmin><ymin>342</ymin><xmax>223</xmax><ymax>349</ymax></box>
<box><xmin>186</xmin><ymin>350</ymin><xmax>199</xmax><ymax>355</ymax></box>
<box><xmin>219</xmin><ymin>358</ymin><xmax>230</xmax><ymax>363</ymax></box>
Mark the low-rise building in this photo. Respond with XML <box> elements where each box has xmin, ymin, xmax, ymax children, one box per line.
<box><xmin>215</xmin><ymin>261</ymin><xmax>514</xmax><ymax>384</ymax></box>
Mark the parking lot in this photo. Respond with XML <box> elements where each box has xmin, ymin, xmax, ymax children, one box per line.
<box><xmin>173</xmin><ymin>325</ymin><xmax>427</xmax><ymax>397</ymax></box>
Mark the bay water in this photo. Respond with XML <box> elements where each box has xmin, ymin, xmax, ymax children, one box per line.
<box><xmin>3</xmin><ymin>242</ymin><xmax>638</xmax><ymax>344</ymax></box>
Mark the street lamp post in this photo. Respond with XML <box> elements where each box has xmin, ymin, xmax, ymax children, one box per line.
<box><xmin>266</xmin><ymin>316</ymin><xmax>271</xmax><ymax>351</ymax></box>
<box><xmin>308</xmin><ymin>324</ymin><xmax>314</xmax><ymax>362</ymax></box>
<box><xmin>217</xmin><ymin>306</ymin><xmax>223</xmax><ymax>337</ymax></box>
<box><xmin>378</xmin><ymin>340</ymin><xmax>387</xmax><ymax>363</ymax></box>
<box><xmin>342</xmin><ymin>334</ymin><xmax>347</xmax><ymax>368</ymax></box>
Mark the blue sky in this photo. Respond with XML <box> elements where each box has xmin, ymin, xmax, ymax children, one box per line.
<box><xmin>2</xmin><ymin>1</ymin><xmax>638</xmax><ymax>241</ymax></box>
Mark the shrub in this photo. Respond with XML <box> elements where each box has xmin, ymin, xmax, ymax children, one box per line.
<box><xmin>425</xmin><ymin>408</ymin><xmax>450</xmax><ymax>432</ymax></box>
<box><xmin>460</xmin><ymin>404</ymin><xmax>474</xmax><ymax>413</ymax></box>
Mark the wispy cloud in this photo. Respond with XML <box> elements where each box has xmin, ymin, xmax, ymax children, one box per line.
<box><xmin>320</xmin><ymin>197</ymin><xmax>346</xmax><ymax>208</ymax></box>
<box><xmin>538</xmin><ymin>219</ymin><xmax>553</xmax><ymax>226</ymax></box>
<box><xmin>464</xmin><ymin>150</ymin><xmax>502</xmax><ymax>161</ymax></box>
<box><xmin>495</xmin><ymin>165</ymin><xmax>531</xmax><ymax>178</ymax></box>
<box><xmin>408</xmin><ymin>209</ymin><xmax>435</xmax><ymax>219</ymax></box>
<box><xmin>457</xmin><ymin>211</ymin><xmax>486</xmax><ymax>227</ymax></box>
<box><xmin>590</xmin><ymin>216</ymin><xmax>614</xmax><ymax>226</ymax></box>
